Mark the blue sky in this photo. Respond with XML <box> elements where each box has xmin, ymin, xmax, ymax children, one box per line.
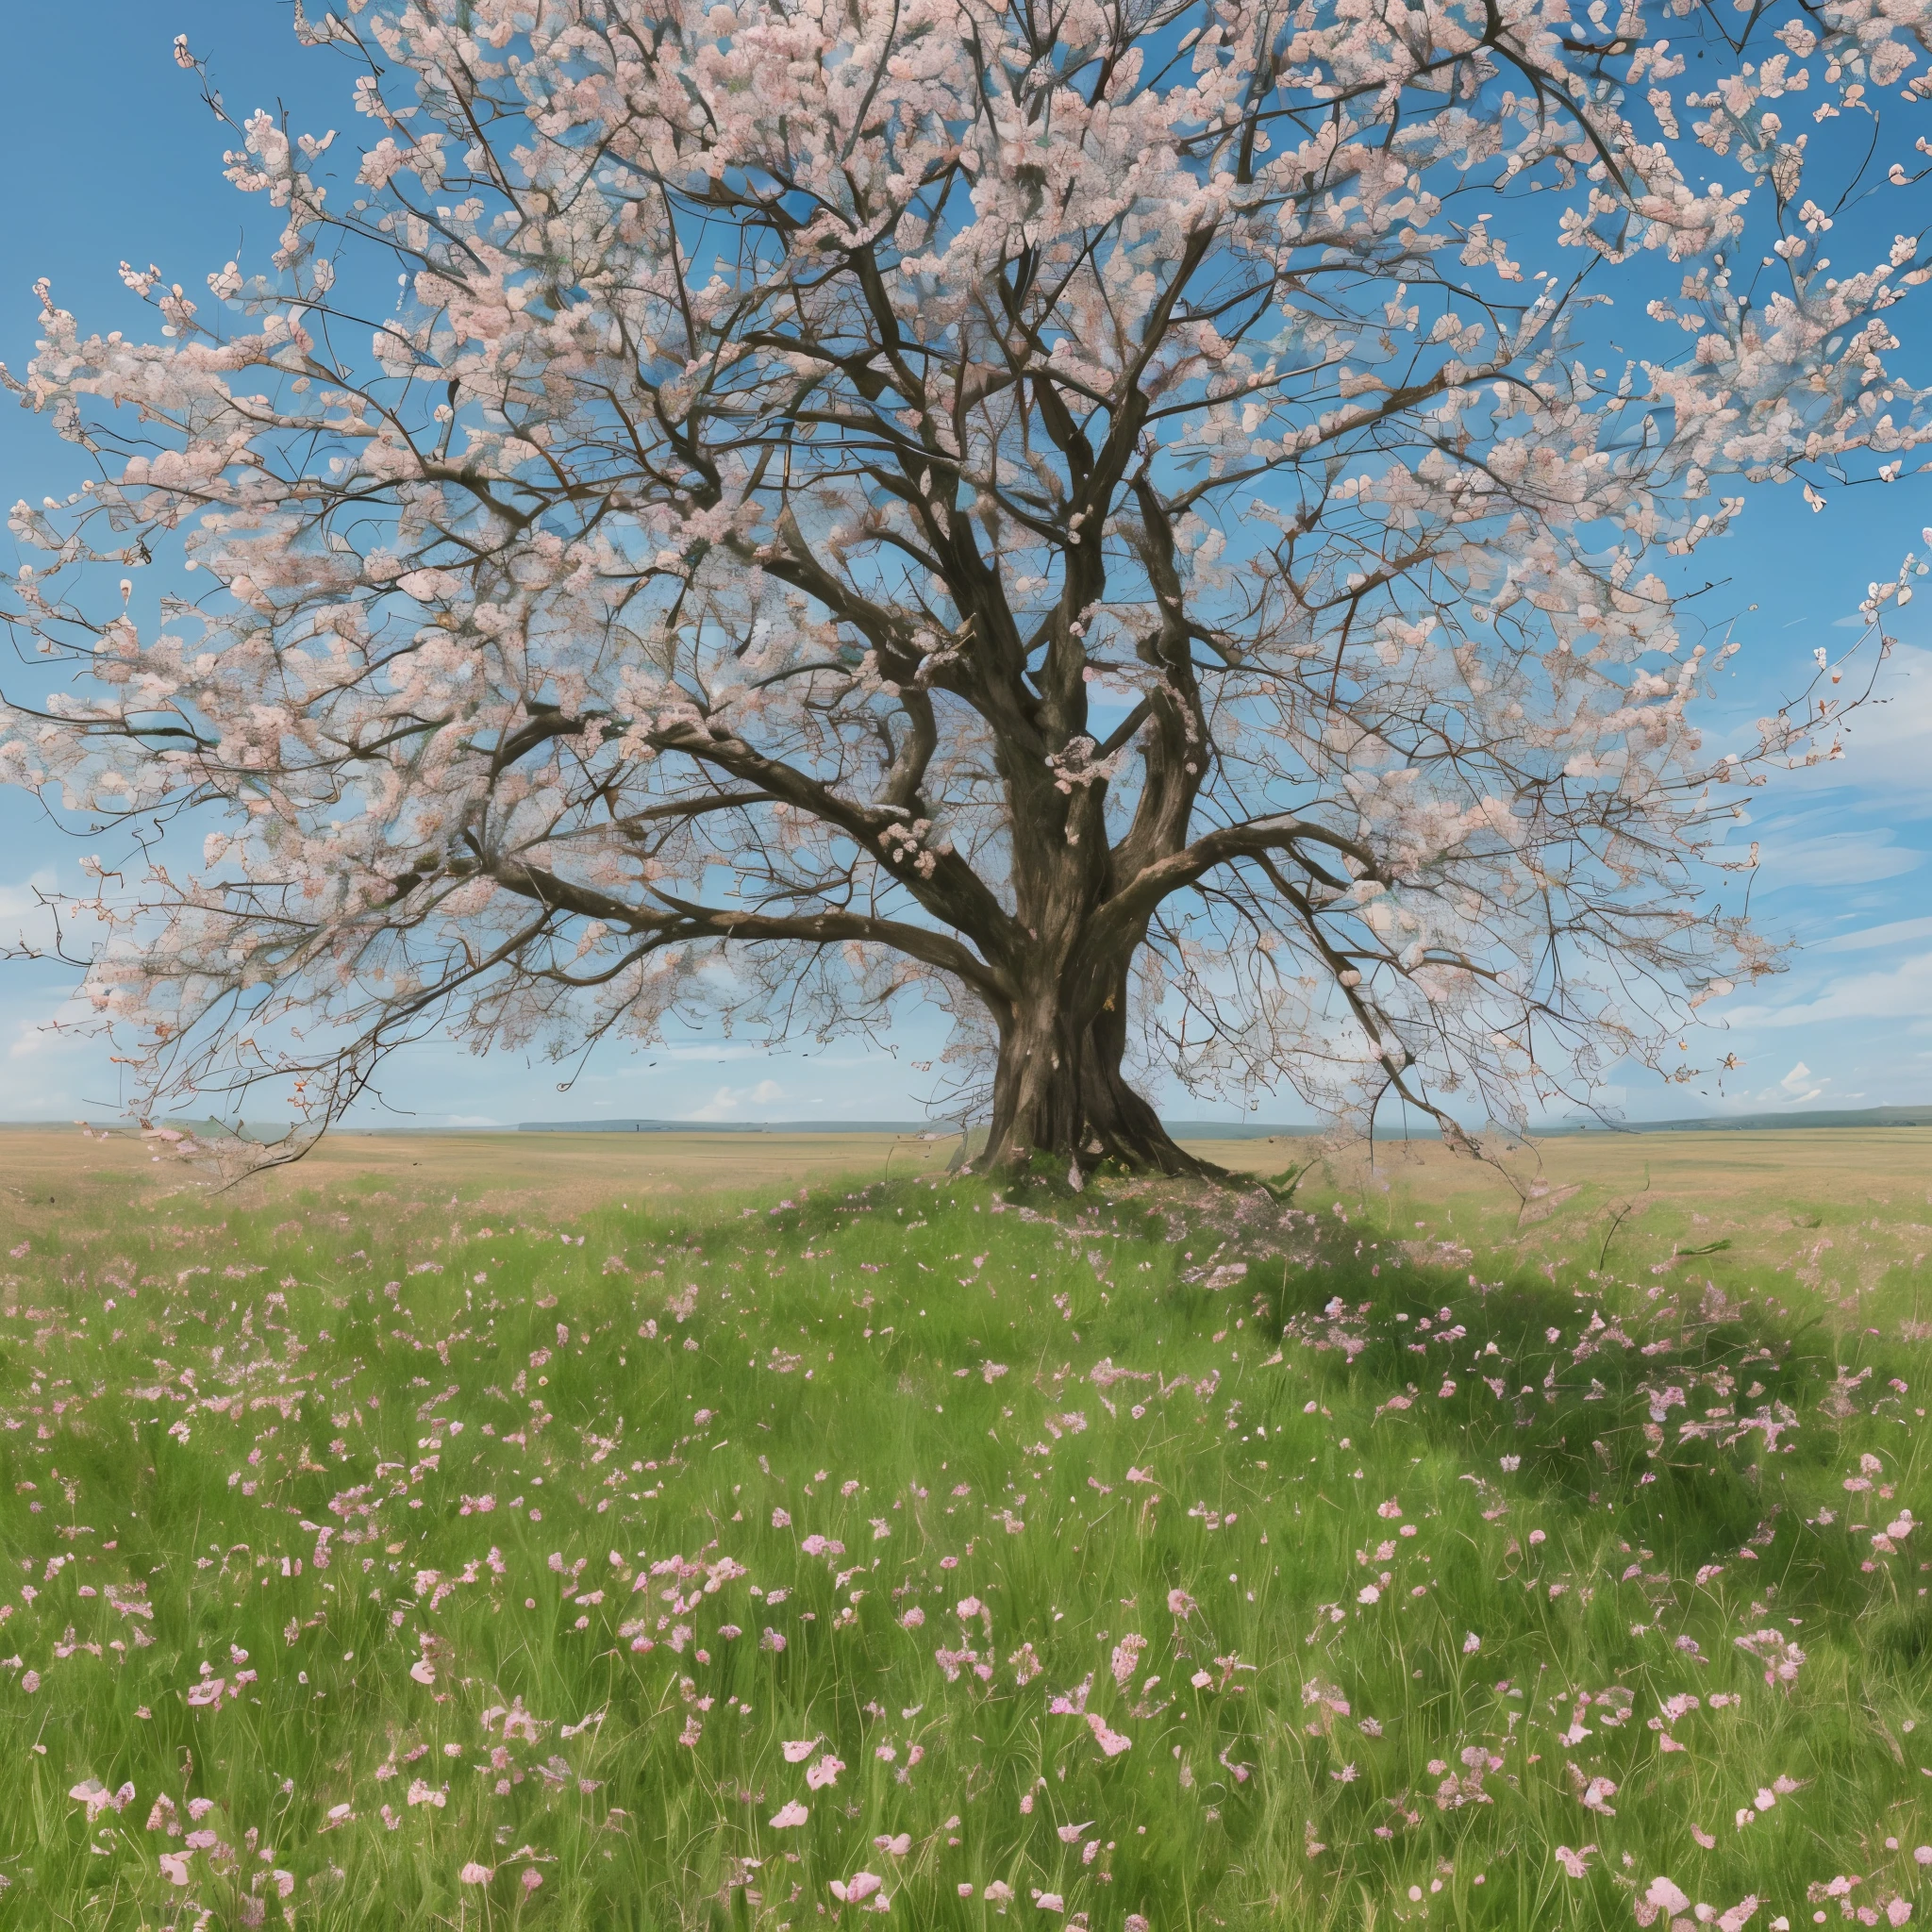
<box><xmin>0</xmin><ymin>3</ymin><xmax>1925</xmax><ymax>1130</ymax></box>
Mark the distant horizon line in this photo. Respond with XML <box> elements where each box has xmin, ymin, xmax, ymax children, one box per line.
<box><xmin>518</xmin><ymin>1104</ymin><xmax>1932</xmax><ymax>1136</ymax></box>
<box><xmin>4</xmin><ymin>1102</ymin><xmax>1930</xmax><ymax>1139</ymax></box>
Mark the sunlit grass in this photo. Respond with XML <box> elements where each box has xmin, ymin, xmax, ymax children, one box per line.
<box><xmin>1</xmin><ymin>1149</ymin><xmax>1930</xmax><ymax>1928</ymax></box>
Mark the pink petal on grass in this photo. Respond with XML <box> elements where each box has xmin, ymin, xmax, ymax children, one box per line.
<box><xmin>1645</xmin><ymin>1878</ymin><xmax>1691</xmax><ymax>1916</ymax></box>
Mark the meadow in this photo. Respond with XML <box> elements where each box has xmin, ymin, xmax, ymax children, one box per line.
<box><xmin>0</xmin><ymin>1124</ymin><xmax>1929</xmax><ymax>1930</ymax></box>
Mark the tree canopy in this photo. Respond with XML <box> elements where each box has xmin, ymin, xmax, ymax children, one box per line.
<box><xmin>3</xmin><ymin>0</ymin><xmax>1927</xmax><ymax>1172</ymax></box>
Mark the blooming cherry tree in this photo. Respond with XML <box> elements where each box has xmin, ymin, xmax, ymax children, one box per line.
<box><xmin>3</xmin><ymin>0</ymin><xmax>1928</xmax><ymax>1172</ymax></box>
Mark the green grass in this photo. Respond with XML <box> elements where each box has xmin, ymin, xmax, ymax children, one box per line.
<box><xmin>2</xmin><ymin>1155</ymin><xmax>1931</xmax><ymax>1929</ymax></box>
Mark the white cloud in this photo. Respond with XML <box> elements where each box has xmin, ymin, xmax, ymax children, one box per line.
<box><xmin>0</xmin><ymin>869</ymin><xmax>101</xmax><ymax>958</ymax></box>
<box><xmin>1813</xmin><ymin>641</ymin><xmax>1932</xmax><ymax>797</ymax></box>
<box><xmin>1751</xmin><ymin>829</ymin><xmax>1923</xmax><ymax>891</ymax></box>
<box><xmin>6</xmin><ymin>1000</ymin><xmax>100</xmax><ymax>1060</ymax></box>
<box><xmin>686</xmin><ymin>1079</ymin><xmax>784</xmax><ymax>1122</ymax></box>
<box><xmin>443</xmin><ymin>1114</ymin><xmax>500</xmax><ymax>1126</ymax></box>
<box><xmin>1772</xmin><ymin>1059</ymin><xmax>1826</xmax><ymax>1105</ymax></box>
<box><xmin>1811</xmin><ymin>915</ymin><xmax>1932</xmax><ymax>954</ymax></box>
<box><xmin>1723</xmin><ymin>950</ymin><xmax>1932</xmax><ymax>1029</ymax></box>
<box><xmin>1724</xmin><ymin>644</ymin><xmax>1932</xmax><ymax>829</ymax></box>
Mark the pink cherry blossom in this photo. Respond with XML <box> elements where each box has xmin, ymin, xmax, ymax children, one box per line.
<box><xmin>1646</xmin><ymin>1877</ymin><xmax>1692</xmax><ymax>1916</ymax></box>
<box><xmin>5</xmin><ymin>0</ymin><xmax>1918</xmax><ymax>1177</ymax></box>
<box><xmin>69</xmin><ymin>1780</ymin><xmax>136</xmax><ymax>1823</ymax></box>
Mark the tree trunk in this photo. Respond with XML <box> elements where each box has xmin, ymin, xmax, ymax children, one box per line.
<box><xmin>973</xmin><ymin>971</ymin><xmax>1225</xmax><ymax>1181</ymax></box>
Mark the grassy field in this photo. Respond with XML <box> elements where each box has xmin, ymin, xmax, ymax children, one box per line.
<box><xmin>1217</xmin><ymin>1128</ymin><xmax>1932</xmax><ymax>1323</ymax></box>
<box><xmin>0</xmin><ymin>1124</ymin><xmax>1928</xmax><ymax>1929</ymax></box>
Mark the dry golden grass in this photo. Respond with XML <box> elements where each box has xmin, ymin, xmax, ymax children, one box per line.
<box><xmin>8</xmin><ymin>1112</ymin><xmax>1924</xmax><ymax>1321</ymax></box>
<box><xmin>6</xmin><ymin>1120</ymin><xmax>1924</xmax><ymax>1230</ymax></box>
<box><xmin>0</xmin><ymin>1123</ymin><xmax>958</xmax><ymax>1233</ymax></box>
<box><xmin>1196</xmin><ymin>1125</ymin><xmax>1932</xmax><ymax>1320</ymax></box>
<box><xmin>5</xmin><ymin>1123</ymin><xmax>1925</xmax><ymax>1312</ymax></box>
<box><xmin>1197</xmin><ymin>1122</ymin><xmax>1932</xmax><ymax>1208</ymax></box>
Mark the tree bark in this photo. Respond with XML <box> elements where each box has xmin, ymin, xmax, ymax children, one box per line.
<box><xmin>973</xmin><ymin>966</ymin><xmax>1225</xmax><ymax>1181</ymax></box>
